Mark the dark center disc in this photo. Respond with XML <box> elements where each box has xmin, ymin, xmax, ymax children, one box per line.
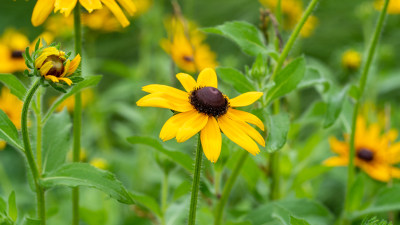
<box><xmin>11</xmin><ymin>50</ymin><xmax>24</xmax><ymax>59</ymax></box>
<box><xmin>44</xmin><ymin>55</ymin><xmax>65</xmax><ymax>77</ymax></box>
<box><xmin>190</xmin><ymin>87</ymin><xmax>228</xmax><ymax>117</ymax></box>
<box><xmin>356</xmin><ymin>148</ymin><xmax>374</xmax><ymax>162</ymax></box>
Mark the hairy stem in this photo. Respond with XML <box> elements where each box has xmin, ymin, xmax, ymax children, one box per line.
<box><xmin>188</xmin><ymin>136</ymin><xmax>203</xmax><ymax>225</ymax></box>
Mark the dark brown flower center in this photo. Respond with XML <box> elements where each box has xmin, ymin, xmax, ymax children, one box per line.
<box><xmin>357</xmin><ymin>148</ymin><xmax>374</xmax><ymax>162</ymax></box>
<box><xmin>189</xmin><ymin>86</ymin><xmax>228</xmax><ymax>117</ymax></box>
<box><xmin>183</xmin><ymin>55</ymin><xmax>194</xmax><ymax>62</ymax></box>
<box><xmin>11</xmin><ymin>50</ymin><xmax>24</xmax><ymax>59</ymax></box>
<box><xmin>44</xmin><ymin>55</ymin><xmax>65</xmax><ymax>77</ymax></box>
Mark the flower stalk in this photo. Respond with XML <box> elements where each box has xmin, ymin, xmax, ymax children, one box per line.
<box><xmin>188</xmin><ymin>136</ymin><xmax>203</xmax><ymax>225</ymax></box>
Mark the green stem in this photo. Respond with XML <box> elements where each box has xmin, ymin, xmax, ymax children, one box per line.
<box><xmin>161</xmin><ymin>172</ymin><xmax>169</xmax><ymax>225</ymax></box>
<box><xmin>36</xmin><ymin>87</ymin><xmax>42</xmax><ymax>173</ymax></box>
<box><xmin>21</xmin><ymin>79</ymin><xmax>46</xmax><ymax>224</ymax></box>
<box><xmin>268</xmin><ymin>152</ymin><xmax>280</xmax><ymax>200</ymax></box>
<box><xmin>214</xmin><ymin>151</ymin><xmax>248</xmax><ymax>225</ymax></box>
<box><xmin>344</xmin><ymin>0</ymin><xmax>390</xmax><ymax>220</ymax></box>
<box><xmin>72</xmin><ymin>5</ymin><xmax>83</xmax><ymax>225</ymax></box>
<box><xmin>270</xmin><ymin>0</ymin><xmax>320</xmax><ymax>81</ymax></box>
<box><xmin>188</xmin><ymin>136</ymin><xmax>203</xmax><ymax>225</ymax></box>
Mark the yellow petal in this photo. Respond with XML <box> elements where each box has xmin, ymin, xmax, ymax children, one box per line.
<box><xmin>159</xmin><ymin>110</ymin><xmax>196</xmax><ymax>141</ymax></box>
<box><xmin>142</xmin><ymin>84</ymin><xmax>189</xmax><ymax>101</ymax></box>
<box><xmin>329</xmin><ymin>137</ymin><xmax>348</xmax><ymax>155</ymax></box>
<box><xmin>101</xmin><ymin>0</ymin><xmax>130</xmax><ymax>27</ymax></box>
<box><xmin>176</xmin><ymin>112</ymin><xmax>208</xmax><ymax>143</ymax></box>
<box><xmin>67</xmin><ymin>54</ymin><xmax>81</xmax><ymax>75</ymax></box>
<box><xmin>58</xmin><ymin>77</ymin><xmax>73</xmax><ymax>86</ymax></box>
<box><xmin>45</xmin><ymin>75</ymin><xmax>60</xmax><ymax>83</ymax></box>
<box><xmin>323</xmin><ymin>156</ymin><xmax>348</xmax><ymax>166</ymax></box>
<box><xmin>218</xmin><ymin>115</ymin><xmax>260</xmax><ymax>155</ymax></box>
<box><xmin>54</xmin><ymin>0</ymin><xmax>78</xmax><ymax>17</ymax></box>
<box><xmin>228</xmin><ymin>108</ymin><xmax>264</xmax><ymax>131</ymax></box>
<box><xmin>225</xmin><ymin>110</ymin><xmax>265</xmax><ymax>146</ymax></box>
<box><xmin>32</xmin><ymin>0</ymin><xmax>55</xmax><ymax>27</ymax></box>
<box><xmin>79</xmin><ymin>0</ymin><xmax>103</xmax><ymax>13</ymax></box>
<box><xmin>360</xmin><ymin>163</ymin><xmax>390</xmax><ymax>182</ymax></box>
<box><xmin>60</xmin><ymin>59</ymin><xmax>71</xmax><ymax>77</ymax></box>
<box><xmin>387</xmin><ymin>143</ymin><xmax>400</xmax><ymax>164</ymax></box>
<box><xmin>40</xmin><ymin>62</ymin><xmax>53</xmax><ymax>76</ymax></box>
<box><xmin>229</xmin><ymin>92</ymin><xmax>263</xmax><ymax>107</ymax></box>
<box><xmin>176</xmin><ymin>73</ymin><xmax>197</xmax><ymax>92</ymax></box>
<box><xmin>136</xmin><ymin>93</ymin><xmax>193</xmax><ymax>112</ymax></box>
<box><xmin>201</xmin><ymin>117</ymin><xmax>221</xmax><ymax>163</ymax></box>
<box><xmin>116</xmin><ymin>0</ymin><xmax>136</xmax><ymax>15</ymax></box>
<box><xmin>196</xmin><ymin>68</ymin><xmax>217</xmax><ymax>88</ymax></box>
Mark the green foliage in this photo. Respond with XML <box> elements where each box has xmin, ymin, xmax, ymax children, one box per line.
<box><xmin>323</xmin><ymin>85</ymin><xmax>349</xmax><ymax>128</ymax></box>
<box><xmin>361</xmin><ymin>217</ymin><xmax>392</xmax><ymax>225</ymax></box>
<box><xmin>0</xmin><ymin>110</ymin><xmax>22</xmax><ymax>151</ymax></box>
<box><xmin>130</xmin><ymin>192</ymin><xmax>162</xmax><ymax>218</ymax></box>
<box><xmin>266</xmin><ymin>113</ymin><xmax>290</xmax><ymax>153</ymax></box>
<box><xmin>216</xmin><ymin>67</ymin><xmax>254</xmax><ymax>93</ymax></box>
<box><xmin>0</xmin><ymin>74</ymin><xmax>27</xmax><ymax>100</ymax></box>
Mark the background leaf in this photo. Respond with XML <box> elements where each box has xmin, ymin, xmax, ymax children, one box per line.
<box><xmin>323</xmin><ymin>85</ymin><xmax>349</xmax><ymax>128</ymax></box>
<box><xmin>130</xmin><ymin>192</ymin><xmax>162</xmax><ymax>218</ymax></box>
<box><xmin>266</xmin><ymin>112</ymin><xmax>290</xmax><ymax>152</ymax></box>
<box><xmin>0</xmin><ymin>74</ymin><xmax>27</xmax><ymax>100</ymax></box>
<box><xmin>7</xmin><ymin>191</ymin><xmax>17</xmax><ymax>222</ymax></box>
<box><xmin>216</xmin><ymin>67</ymin><xmax>254</xmax><ymax>93</ymax></box>
<box><xmin>0</xmin><ymin>110</ymin><xmax>22</xmax><ymax>150</ymax></box>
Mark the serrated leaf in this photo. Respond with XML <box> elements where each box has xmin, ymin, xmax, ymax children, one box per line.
<box><xmin>266</xmin><ymin>113</ymin><xmax>290</xmax><ymax>152</ymax></box>
<box><xmin>127</xmin><ymin>136</ymin><xmax>193</xmax><ymax>173</ymax></box>
<box><xmin>0</xmin><ymin>110</ymin><xmax>22</xmax><ymax>150</ymax></box>
<box><xmin>0</xmin><ymin>74</ymin><xmax>27</xmax><ymax>100</ymax></box>
<box><xmin>130</xmin><ymin>192</ymin><xmax>162</xmax><ymax>218</ymax></box>
<box><xmin>7</xmin><ymin>191</ymin><xmax>17</xmax><ymax>222</ymax></box>
<box><xmin>323</xmin><ymin>85</ymin><xmax>349</xmax><ymax>128</ymax></box>
<box><xmin>266</xmin><ymin>57</ymin><xmax>306</xmax><ymax>104</ymax></box>
<box><xmin>41</xmin><ymin>163</ymin><xmax>133</xmax><ymax>204</ymax></box>
<box><xmin>42</xmin><ymin>110</ymin><xmax>72</xmax><ymax>173</ymax></box>
<box><xmin>203</xmin><ymin>21</ymin><xmax>268</xmax><ymax>56</ymax></box>
<box><xmin>216</xmin><ymin>67</ymin><xmax>254</xmax><ymax>93</ymax></box>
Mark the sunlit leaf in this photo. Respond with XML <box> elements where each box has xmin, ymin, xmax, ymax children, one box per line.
<box><xmin>216</xmin><ymin>67</ymin><xmax>254</xmax><ymax>93</ymax></box>
<box><xmin>0</xmin><ymin>74</ymin><xmax>27</xmax><ymax>100</ymax></box>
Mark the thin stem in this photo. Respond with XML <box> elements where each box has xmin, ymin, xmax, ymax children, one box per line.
<box><xmin>161</xmin><ymin>172</ymin><xmax>169</xmax><ymax>225</ymax></box>
<box><xmin>72</xmin><ymin>4</ymin><xmax>83</xmax><ymax>225</ymax></box>
<box><xmin>344</xmin><ymin>0</ymin><xmax>390</xmax><ymax>219</ymax></box>
<box><xmin>214</xmin><ymin>151</ymin><xmax>248</xmax><ymax>225</ymax></box>
<box><xmin>36</xmin><ymin>87</ymin><xmax>42</xmax><ymax>173</ymax></box>
<box><xmin>188</xmin><ymin>136</ymin><xmax>203</xmax><ymax>225</ymax></box>
<box><xmin>21</xmin><ymin>79</ymin><xmax>46</xmax><ymax>224</ymax></box>
<box><xmin>270</xmin><ymin>0</ymin><xmax>320</xmax><ymax>81</ymax></box>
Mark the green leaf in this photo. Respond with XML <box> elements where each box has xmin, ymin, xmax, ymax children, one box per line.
<box><xmin>130</xmin><ymin>192</ymin><xmax>162</xmax><ymax>218</ymax></box>
<box><xmin>43</xmin><ymin>75</ymin><xmax>102</xmax><ymax>124</ymax></box>
<box><xmin>297</xmin><ymin>68</ymin><xmax>330</xmax><ymax>91</ymax></box>
<box><xmin>41</xmin><ymin>163</ymin><xmax>133</xmax><ymax>204</ymax></box>
<box><xmin>42</xmin><ymin>110</ymin><xmax>72</xmax><ymax>173</ymax></box>
<box><xmin>0</xmin><ymin>74</ymin><xmax>27</xmax><ymax>100</ymax></box>
<box><xmin>203</xmin><ymin>21</ymin><xmax>268</xmax><ymax>56</ymax></box>
<box><xmin>323</xmin><ymin>85</ymin><xmax>349</xmax><ymax>128</ymax></box>
<box><xmin>7</xmin><ymin>192</ymin><xmax>17</xmax><ymax>222</ymax></box>
<box><xmin>348</xmin><ymin>173</ymin><xmax>365</xmax><ymax>212</ymax></box>
<box><xmin>22</xmin><ymin>217</ymin><xmax>41</xmax><ymax>225</ymax></box>
<box><xmin>266</xmin><ymin>113</ymin><xmax>290</xmax><ymax>152</ymax></box>
<box><xmin>216</xmin><ymin>67</ymin><xmax>254</xmax><ymax>93</ymax></box>
<box><xmin>0</xmin><ymin>196</ymin><xmax>6</xmax><ymax>215</ymax></box>
<box><xmin>127</xmin><ymin>136</ymin><xmax>193</xmax><ymax>173</ymax></box>
<box><xmin>290</xmin><ymin>216</ymin><xmax>311</xmax><ymax>225</ymax></box>
<box><xmin>0</xmin><ymin>110</ymin><xmax>22</xmax><ymax>150</ymax></box>
<box><xmin>172</xmin><ymin>181</ymin><xmax>191</xmax><ymax>201</ymax></box>
<box><xmin>266</xmin><ymin>57</ymin><xmax>306</xmax><ymax>104</ymax></box>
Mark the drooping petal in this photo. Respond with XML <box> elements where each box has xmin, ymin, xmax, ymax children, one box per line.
<box><xmin>44</xmin><ymin>75</ymin><xmax>60</xmax><ymax>83</ymax></box>
<box><xmin>329</xmin><ymin>137</ymin><xmax>348</xmax><ymax>155</ymax></box>
<box><xmin>40</xmin><ymin>62</ymin><xmax>53</xmax><ymax>76</ymax></box>
<box><xmin>229</xmin><ymin>92</ymin><xmax>263</xmax><ymax>107</ymax></box>
<box><xmin>176</xmin><ymin>73</ymin><xmax>196</xmax><ymax>92</ymax></box>
<box><xmin>218</xmin><ymin>115</ymin><xmax>260</xmax><ymax>155</ymax></box>
<box><xmin>67</xmin><ymin>54</ymin><xmax>81</xmax><ymax>76</ymax></box>
<box><xmin>32</xmin><ymin>0</ymin><xmax>56</xmax><ymax>27</ymax></box>
<box><xmin>60</xmin><ymin>59</ymin><xmax>70</xmax><ymax>77</ymax></box>
<box><xmin>116</xmin><ymin>0</ymin><xmax>136</xmax><ymax>15</ymax></box>
<box><xmin>54</xmin><ymin>0</ymin><xmax>78</xmax><ymax>17</ymax></box>
<box><xmin>159</xmin><ymin>110</ymin><xmax>196</xmax><ymax>141</ymax></box>
<box><xmin>101</xmin><ymin>0</ymin><xmax>130</xmax><ymax>27</ymax></box>
<box><xmin>228</xmin><ymin>108</ymin><xmax>264</xmax><ymax>131</ymax></box>
<box><xmin>58</xmin><ymin>77</ymin><xmax>73</xmax><ymax>86</ymax></box>
<box><xmin>201</xmin><ymin>117</ymin><xmax>221</xmax><ymax>163</ymax></box>
<box><xmin>176</xmin><ymin>112</ymin><xmax>208</xmax><ymax>143</ymax></box>
<box><xmin>196</xmin><ymin>68</ymin><xmax>217</xmax><ymax>88</ymax></box>
<box><xmin>142</xmin><ymin>84</ymin><xmax>189</xmax><ymax>101</ymax></box>
<box><xmin>79</xmin><ymin>0</ymin><xmax>103</xmax><ymax>13</ymax></box>
<box><xmin>323</xmin><ymin>156</ymin><xmax>348</xmax><ymax>166</ymax></box>
<box><xmin>136</xmin><ymin>93</ymin><xmax>193</xmax><ymax>112</ymax></box>
<box><xmin>225</xmin><ymin>110</ymin><xmax>264</xmax><ymax>146</ymax></box>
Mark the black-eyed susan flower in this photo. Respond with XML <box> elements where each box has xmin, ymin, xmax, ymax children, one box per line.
<box><xmin>374</xmin><ymin>0</ymin><xmax>400</xmax><ymax>14</ymax></box>
<box><xmin>160</xmin><ymin>16</ymin><xmax>217</xmax><ymax>73</ymax></box>
<box><xmin>137</xmin><ymin>68</ymin><xmax>265</xmax><ymax>163</ymax></box>
<box><xmin>325</xmin><ymin>116</ymin><xmax>400</xmax><ymax>182</ymax></box>
<box><xmin>0</xmin><ymin>87</ymin><xmax>23</xmax><ymax>150</ymax></box>
<box><xmin>31</xmin><ymin>0</ymin><xmax>136</xmax><ymax>27</ymax></box>
<box><xmin>34</xmin><ymin>47</ymin><xmax>81</xmax><ymax>86</ymax></box>
<box><xmin>342</xmin><ymin>49</ymin><xmax>362</xmax><ymax>71</ymax></box>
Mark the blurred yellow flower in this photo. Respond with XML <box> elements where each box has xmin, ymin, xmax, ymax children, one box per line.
<box><xmin>374</xmin><ymin>0</ymin><xmax>400</xmax><ymax>14</ymax></box>
<box><xmin>325</xmin><ymin>116</ymin><xmax>400</xmax><ymax>182</ymax></box>
<box><xmin>0</xmin><ymin>87</ymin><xmax>23</xmax><ymax>130</ymax></box>
<box><xmin>342</xmin><ymin>49</ymin><xmax>362</xmax><ymax>71</ymax></box>
<box><xmin>0</xmin><ymin>140</ymin><xmax>5</xmax><ymax>150</ymax></box>
<box><xmin>31</xmin><ymin>0</ymin><xmax>136</xmax><ymax>27</ymax></box>
<box><xmin>160</xmin><ymin>16</ymin><xmax>217</xmax><ymax>73</ymax></box>
<box><xmin>34</xmin><ymin>47</ymin><xmax>81</xmax><ymax>86</ymax></box>
<box><xmin>137</xmin><ymin>68</ymin><xmax>264</xmax><ymax>163</ymax></box>
<box><xmin>55</xmin><ymin>89</ymin><xmax>94</xmax><ymax>112</ymax></box>
<box><xmin>90</xmin><ymin>158</ymin><xmax>109</xmax><ymax>170</ymax></box>
<box><xmin>300</xmin><ymin>16</ymin><xmax>318</xmax><ymax>38</ymax></box>
<box><xmin>131</xmin><ymin>0</ymin><xmax>152</xmax><ymax>15</ymax></box>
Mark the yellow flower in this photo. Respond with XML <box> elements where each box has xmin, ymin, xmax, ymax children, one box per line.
<box><xmin>0</xmin><ymin>140</ymin><xmax>5</xmax><ymax>150</ymax></box>
<box><xmin>342</xmin><ymin>49</ymin><xmax>362</xmax><ymax>71</ymax></box>
<box><xmin>90</xmin><ymin>158</ymin><xmax>109</xmax><ymax>170</ymax></box>
<box><xmin>82</xmin><ymin>8</ymin><xmax>122</xmax><ymax>32</ymax></box>
<box><xmin>31</xmin><ymin>0</ymin><xmax>136</xmax><ymax>27</ymax></box>
<box><xmin>160</xmin><ymin>17</ymin><xmax>217</xmax><ymax>73</ymax></box>
<box><xmin>55</xmin><ymin>89</ymin><xmax>94</xmax><ymax>112</ymax></box>
<box><xmin>325</xmin><ymin>116</ymin><xmax>400</xmax><ymax>182</ymax></box>
<box><xmin>131</xmin><ymin>0</ymin><xmax>152</xmax><ymax>15</ymax></box>
<box><xmin>34</xmin><ymin>47</ymin><xmax>81</xmax><ymax>86</ymax></box>
<box><xmin>0</xmin><ymin>87</ymin><xmax>23</xmax><ymax>130</ymax></box>
<box><xmin>137</xmin><ymin>68</ymin><xmax>265</xmax><ymax>163</ymax></box>
<box><xmin>374</xmin><ymin>0</ymin><xmax>400</xmax><ymax>14</ymax></box>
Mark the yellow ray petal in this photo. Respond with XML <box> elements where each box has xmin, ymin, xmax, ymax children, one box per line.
<box><xmin>228</xmin><ymin>108</ymin><xmax>264</xmax><ymax>131</ymax></box>
<box><xmin>196</xmin><ymin>68</ymin><xmax>217</xmax><ymax>88</ymax></box>
<box><xmin>329</xmin><ymin>137</ymin><xmax>348</xmax><ymax>155</ymax></box>
<box><xmin>58</xmin><ymin>77</ymin><xmax>73</xmax><ymax>86</ymax></box>
<box><xmin>201</xmin><ymin>117</ymin><xmax>221</xmax><ymax>163</ymax></box>
<box><xmin>35</xmin><ymin>48</ymin><xmax>59</xmax><ymax>68</ymax></box>
<box><xmin>136</xmin><ymin>93</ymin><xmax>193</xmax><ymax>112</ymax></box>
<box><xmin>387</xmin><ymin>143</ymin><xmax>400</xmax><ymax>164</ymax></box>
<box><xmin>101</xmin><ymin>0</ymin><xmax>130</xmax><ymax>27</ymax></box>
<box><xmin>116</xmin><ymin>0</ymin><xmax>136</xmax><ymax>15</ymax></box>
<box><xmin>79</xmin><ymin>0</ymin><xmax>103</xmax><ymax>13</ymax></box>
<box><xmin>218</xmin><ymin>115</ymin><xmax>260</xmax><ymax>155</ymax></box>
<box><xmin>60</xmin><ymin>59</ymin><xmax>70</xmax><ymax>77</ymax></box>
<box><xmin>54</xmin><ymin>0</ymin><xmax>78</xmax><ymax>17</ymax></box>
<box><xmin>32</xmin><ymin>0</ymin><xmax>56</xmax><ymax>27</ymax></box>
<box><xmin>225</xmin><ymin>110</ymin><xmax>264</xmax><ymax>146</ymax></box>
<box><xmin>45</xmin><ymin>75</ymin><xmax>60</xmax><ymax>83</ymax></box>
<box><xmin>67</xmin><ymin>54</ymin><xmax>81</xmax><ymax>76</ymax></box>
<box><xmin>40</xmin><ymin>62</ymin><xmax>53</xmax><ymax>76</ymax></box>
<box><xmin>159</xmin><ymin>110</ymin><xmax>196</xmax><ymax>141</ymax></box>
<box><xmin>360</xmin><ymin>163</ymin><xmax>390</xmax><ymax>182</ymax></box>
<box><xmin>229</xmin><ymin>92</ymin><xmax>263</xmax><ymax>107</ymax></box>
<box><xmin>176</xmin><ymin>73</ymin><xmax>196</xmax><ymax>92</ymax></box>
<box><xmin>142</xmin><ymin>84</ymin><xmax>189</xmax><ymax>101</ymax></box>
<box><xmin>323</xmin><ymin>156</ymin><xmax>348</xmax><ymax>166</ymax></box>
<box><xmin>176</xmin><ymin>112</ymin><xmax>208</xmax><ymax>143</ymax></box>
